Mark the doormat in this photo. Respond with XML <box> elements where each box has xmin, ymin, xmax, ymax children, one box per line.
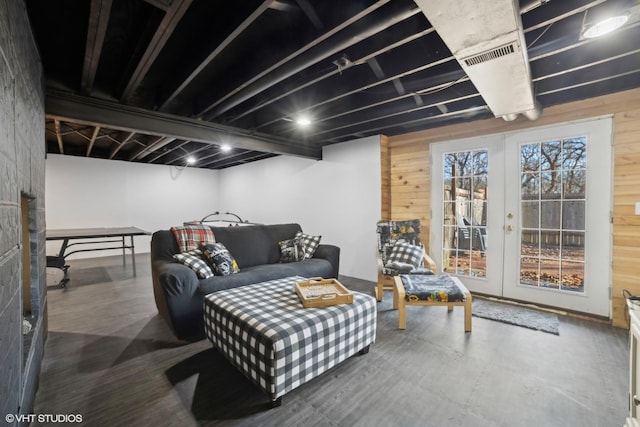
<box><xmin>472</xmin><ymin>298</ymin><xmax>560</xmax><ymax>335</ymax></box>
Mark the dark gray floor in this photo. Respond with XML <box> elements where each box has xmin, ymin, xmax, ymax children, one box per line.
<box><xmin>33</xmin><ymin>254</ymin><xmax>629</xmax><ymax>426</ymax></box>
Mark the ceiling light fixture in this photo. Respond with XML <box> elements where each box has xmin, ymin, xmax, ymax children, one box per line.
<box><xmin>583</xmin><ymin>14</ymin><xmax>629</xmax><ymax>38</ymax></box>
<box><xmin>581</xmin><ymin>3</ymin><xmax>631</xmax><ymax>40</ymax></box>
<box><xmin>296</xmin><ymin>116</ymin><xmax>311</xmax><ymax>127</ymax></box>
<box><xmin>186</xmin><ymin>156</ymin><xmax>196</xmax><ymax>165</ymax></box>
<box><xmin>220</xmin><ymin>144</ymin><xmax>232</xmax><ymax>152</ymax></box>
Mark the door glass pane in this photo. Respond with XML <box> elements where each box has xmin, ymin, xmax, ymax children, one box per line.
<box><xmin>519</xmin><ymin>137</ymin><xmax>587</xmax><ymax>293</ymax></box>
<box><xmin>442</xmin><ymin>149</ymin><xmax>488</xmax><ymax>279</ymax></box>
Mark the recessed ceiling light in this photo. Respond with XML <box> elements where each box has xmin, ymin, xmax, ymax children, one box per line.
<box><xmin>186</xmin><ymin>156</ymin><xmax>196</xmax><ymax>165</ymax></box>
<box><xmin>296</xmin><ymin>116</ymin><xmax>311</xmax><ymax>126</ymax></box>
<box><xmin>220</xmin><ymin>144</ymin><xmax>232</xmax><ymax>152</ymax></box>
<box><xmin>582</xmin><ymin>14</ymin><xmax>629</xmax><ymax>39</ymax></box>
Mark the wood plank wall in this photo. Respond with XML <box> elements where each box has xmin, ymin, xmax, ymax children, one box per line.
<box><xmin>383</xmin><ymin>87</ymin><xmax>640</xmax><ymax>328</ymax></box>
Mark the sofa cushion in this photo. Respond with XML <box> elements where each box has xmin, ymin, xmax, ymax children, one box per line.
<box><xmin>278</xmin><ymin>237</ymin><xmax>305</xmax><ymax>263</ymax></box>
<box><xmin>173</xmin><ymin>249</ymin><xmax>214</xmax><ymax>279</ymax></box>
<box><xmin>198</xmin><ymin>258</ymin><xmax>335</xmax><ymax>295</ymax></box>
<box><xmin>211</xmin><ymin>223</ymin><xmax>302</xmax><ymax>267</ymax></box>
<box><xmin>200</xmin><ymin>242</ymin><xmax>240</xmax><ymax>276</ymax></box>
<box><xmin>170</xmin><ymin>225</ymin><xmax>215</xmax><ymax>252</ymax></box>
<box><xmin>295</xmin><ymin>231</ymin><xmax>322</xmax><ymax>259</ymax></box>
<box><xmin>208</xmin><ymin>225</ymin><xmax>272</xmax><ymax>268</ymax></box>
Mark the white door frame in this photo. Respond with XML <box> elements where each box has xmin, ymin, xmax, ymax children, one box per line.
<box><xmin>502</xmin><ymin>118</ymin><xmax>612</xmax><ymax>316</ymax></box>
<box><xmin>431</xmin><ymin>135</ymin><xmax>504</xmax><ymax>296</ymax></box>
<box><xmin>430</xmin><ymin>118</ymin><xmax>612</xmax><ymax>316</ymax></box>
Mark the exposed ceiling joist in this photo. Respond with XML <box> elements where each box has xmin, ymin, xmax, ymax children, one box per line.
<box><xmin>45</xmin><ymin>91</ymin><xmax>321</xmax><ymax>159</ymax></box>
<box><xmin>159</xmin><ymin>0</ymin><xmax>276</xmax><ymax>110</ymax></box>
<box><xmin>28</xmin><ymin>0</ymin><xmax>640</xmax><ymax>169</ymax></box>
<box><xmin>109</xmin><ymin>131</ymin><xmax>136</xmax><ymax>159</ymax></box>
<box><xmin>53</xmin><ymin>119</ymin><xmax>64</xmax><ymax>154</ymax></box>
<box><xmin>82</xmin><ymin>0</ymin><xmax>112</xmax><ymax>94</ymax></box>
<box><xmin>86</xmin><ymin>126</ymin><xmax>100</xmax><ymax>156</ymax></box>
<box><xmin>121</xmin><ymin>0</ymin><xmax>193</xmax><ymax>102</ymax></box>
<box><xmin>198</xmin><ymin>0</ymin><xmax>408</xmax><ymax>119</ymax></box>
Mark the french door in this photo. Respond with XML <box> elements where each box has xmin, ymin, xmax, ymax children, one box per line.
<box><xmin>430</xmin><ymin>118</ymin><xmax>612</xmax><ymax>316</ymax></box>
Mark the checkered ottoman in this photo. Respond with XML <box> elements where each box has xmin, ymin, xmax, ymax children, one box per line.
<box><xmin>203</xmin><ymin>276</ymin><xmax>377</xmax><ymax>406</ymax></box>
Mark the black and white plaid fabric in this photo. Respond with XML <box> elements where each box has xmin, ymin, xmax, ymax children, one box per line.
<box><xmin>295</xmin><ymin>231</ymin><xmax>322</xmax><ymax>259</ymax></box>
<box><xmin>173</xmin><ymin>249</ymin><xmax>214</xmax><ymax>279</ymax></box>
<box><xmin>203</xmin><ymin>276</ymin><xmax>377</xmax><ymax>401</ymax></box>
<box><xmin>384</xmin><ymin>241</ymin><xmax>424</xmax><ymax>275</ymax></box>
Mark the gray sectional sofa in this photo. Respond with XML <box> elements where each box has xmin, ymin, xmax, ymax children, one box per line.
<box><xmin>150</xmin><ymin>223</ymin><xmax>340</xmax><ymax>340</ymax></box>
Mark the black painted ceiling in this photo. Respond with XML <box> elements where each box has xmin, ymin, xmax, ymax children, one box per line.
<box><xmin>26</xmin><ymin>0</ymin><xmax>640</xmax><ymax>169</ymax></box>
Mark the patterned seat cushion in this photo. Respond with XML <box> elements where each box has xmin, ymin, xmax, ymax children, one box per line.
<box><xmin>400</xmin><ymin>273</ymin><xmax>466</xmax><ymax>302</ymax></box>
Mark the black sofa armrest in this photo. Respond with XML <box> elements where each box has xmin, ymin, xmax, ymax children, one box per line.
<box><xmin>151</xmin><ymin>258</ymin><xmax>204</xmax><ymax>341</ymax></box>
<box><xmin>312</xmin><ymin>244</ymin><xmax>340</xmax><ymax>278</ymax></box>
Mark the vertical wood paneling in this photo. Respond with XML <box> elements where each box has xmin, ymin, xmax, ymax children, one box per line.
<box><xmin>612</xmin><ymin>107</ymin><xmax>640</xmax><ymax>327</ymax></box>
<box><xmin>383</xmin><ymin>88</ymin><xmax>640</xmax><ymax>328</ymax></box>
<box><xmin>380</xmin><ymin>134</ymin><xmax>390</xmax><ymax>220</ymax></box>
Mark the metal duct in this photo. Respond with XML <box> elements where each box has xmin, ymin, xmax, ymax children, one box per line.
<box><xmin>414</xmin><ymin>0</ymin><xmax>541</xmax><ymax>120</ymax></box>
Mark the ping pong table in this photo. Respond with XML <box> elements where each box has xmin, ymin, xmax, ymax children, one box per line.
<box><xmin>46</xmin><ymin>226</ymin><xmax>149</xmax><ymax>287</ymax></box>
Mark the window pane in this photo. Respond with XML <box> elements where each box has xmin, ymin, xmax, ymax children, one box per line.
<box><xmin>520</xmin><ymin>256</ymin><xmax>539</xmax><ymax>286</ymax></box>
<box><xmin>541</xmin><ymin>140</ymin><xmax>562</xmax><ymax>171</ymax></box>
<box><xmin>473</xmin><ymin>151</ymin><xmax>488</xmax><ymax>175</ymax></box>
<box><xmin>540</xmin><ymin>259</ymin><xmax>560</xmax><ymax>289</ymax></box>
<box><xmin>561</xmin><ymin>260</ymin><xmax>584</xmax><ymax>292</ymax></box>
<box><xmin>521</xmin><ymin>144</ymin><xmax>540</xmax><ymax>172</ymax></box>
<box><xmin>562</xmin><ymin>232</ymin><xmax>584</xmax><ymax>261</ymax></box>
<box><xmin>563</xmin><ymin>170</ymin><xmax>585</xmax><ymax>198</ymax></box>
<box><xmin>562</xmin><ymin>200</ymin><xmax>585</xmax><ymax>230</ymax></box>
<box><xmin>521</xmin><ymin>173</ymin><xmax>539</xmax><ymax>198</ymax></box>
<box><xmin>522</xmin><ymin>201</ymin><xmax>539</xmax><ymax>228</ymax></box>
<box><xmin>541</xmin><ymin>171</ymin><xmax>561</xmax><ymax>196</ymax></box>
<box><xmin>562</xmin><ymin>137</ymin><xmax>586</xmax><ymax>170</ymax></box>
<box><xmin>540</xmin><ymin>201</ymin><xmax>561</xmax><ymax>229</ymax></box>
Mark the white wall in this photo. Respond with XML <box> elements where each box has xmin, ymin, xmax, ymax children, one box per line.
<box><xmin>45</xmin><ymin>135</ymin><xmax>381</xmax><ymax>280</ymax></box>
<box><xmin>45</xmin><ymin>154</ymin><xmax>220</xmax><ymax>258</ymax></box>
<box><xmin>219</xmin><ymin>136</ymin><xmax>381</xmax><ymax>280</ymax></box>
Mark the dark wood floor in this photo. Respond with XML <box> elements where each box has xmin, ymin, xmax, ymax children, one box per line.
<box><xmin>33</xmin><ymin>254</ymin><xmax>629</xmax><ymax>426</ymax></box>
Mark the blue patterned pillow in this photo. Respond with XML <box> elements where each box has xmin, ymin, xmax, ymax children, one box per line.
<box><xmin>173</xmin><ymin>249</ymin><xmax>214</xmax><ymax>279</ymax></box>
<box><xmin>279</xmin><ymin>237</ymin><xmax>305</xmax><ymax>263</ymax></box>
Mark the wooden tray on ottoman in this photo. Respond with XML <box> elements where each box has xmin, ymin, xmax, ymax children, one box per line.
<box><xmin>295</xmin><ymin>277</ymin><xmax>353</xmax><ymax>308</ymax></box>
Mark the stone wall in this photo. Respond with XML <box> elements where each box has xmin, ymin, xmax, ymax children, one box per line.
<box><xmin>0</xmin><ymin>0</ymin><xmax>46</xmax><ymax>423</ymax></box>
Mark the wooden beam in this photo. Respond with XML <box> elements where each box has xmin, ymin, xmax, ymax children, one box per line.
<box><xmin>121</xmin><ymin>0</ymin><xmax>193</xmax><ymax>102</ymax></box>
<box><xmin>54</xmin><ymin>119</ymin><xmax>64</xmax><ymax>154</ymax></box>
<box><xmin>82</xmin><ymin>0</ymin><xmax>112</xmax><ymax>94</ymax></box>
<box><xmin>86</xmin><ymin>126</ymin><xmax>101</xmax><ymax>156</ymax></box>
<box><xmin>109</xmin><ymin>131</ymin><xmax>136</xmax><ymax>159</ymax></box>
<box><xmin>45</xmin><ymin>91</ymin><xmax>321</xmax><ymax>159</ymax></box>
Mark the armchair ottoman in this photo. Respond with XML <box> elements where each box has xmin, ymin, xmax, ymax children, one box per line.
<box><xmin>393</xmin><ymin>273</ymin><xmax>472</xmax><ymax>332</ymax></box>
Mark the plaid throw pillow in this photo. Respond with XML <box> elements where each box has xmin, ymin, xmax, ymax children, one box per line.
<box><xmin>170</xmin><ymin>225</ymin><xmax>215</xmax><ymax>252</ymax></box>
<box><xmin>279</xmin><ymin>237</ymin><xmax>306</xmax><ymax>263</ymax></box>
<box><xmin>385</xmin><ymin>241</ymin><xmax>424</xmax><ymax>271</ymax></box>
<box><xmin>173</xmin><ymin>249</ymin><xmax>214</xmax><ymax>279</ymax></box>
<box><xmin>295</xmin><ymin>231</ymin><xmax>321</xmax><ymax>259</ymax></box>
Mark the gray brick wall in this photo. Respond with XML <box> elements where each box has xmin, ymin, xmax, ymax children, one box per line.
<box><xmin>0</xmin><ymin>0</ymin><xmax>46</xmax><ymax>424</ymax></box>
